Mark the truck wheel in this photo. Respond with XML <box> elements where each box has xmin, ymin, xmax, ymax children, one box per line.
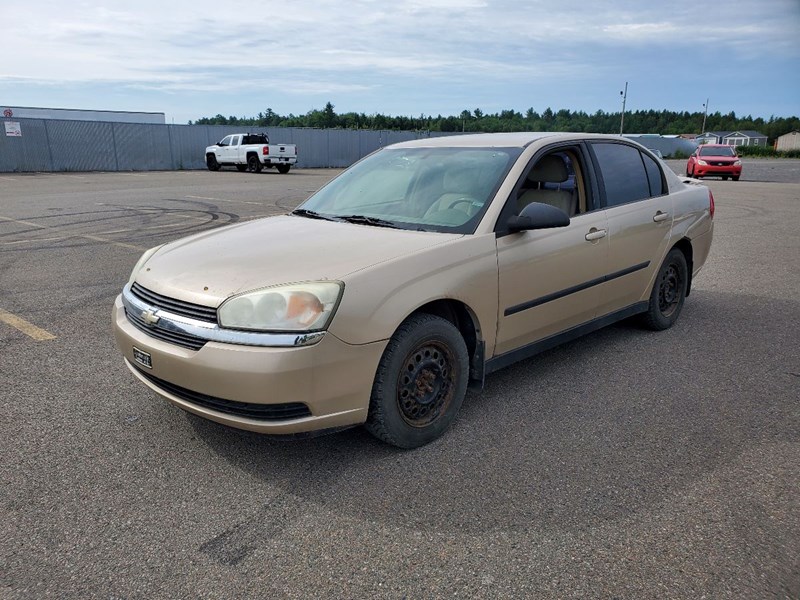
<box><xmin>247</xmin><ymin>155</ymin><xmax>262</xmax><ymax>173</ymax></box>
<box><xmin>206</xmin><ymin>155</ymin><xmax>220</xmax><ymax>171</ymax></box>
<box><xmin>236</xmin><ymin>165</ymin><xmax>247</xmax><ymax>172</ymax></box>
<box><xmin>277</xmin><ymin>164</ymin><xmax>291</xmax><ymax>174</ymax></box>
<box><xmin>365</xmin><ymin>313</ymin><xmax>468</xmax><ymax>448</ymax></box>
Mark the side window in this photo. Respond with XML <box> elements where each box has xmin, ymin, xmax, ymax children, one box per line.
<box><xmin>591</xmin><ymin>143</ymin><xmax>650</xmax><ymax>207</ymax></box>
<box><xmin>515</xmin><ymin>149</ymin><xmax>589</xmax><ymax>218</ymax></box>
<box><xmin>219</xmin><ymin>135</ymin><xmax>232</xmax><ymax>146</ymax></box>
<box><xmin>231</xmin><ymin>135</ymin><xmax>241</xmax><ymax>146</ymax></box>
<box><xmin>642</xmin><ymin>153</ymin><xmax>664</xmax><ymax>197</ymax></box>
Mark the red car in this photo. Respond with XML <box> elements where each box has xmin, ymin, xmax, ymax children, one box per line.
<box><xmin>686</xmin><ymin>144</ymin><xmax>742</xmax><ymax>180</ymax></box>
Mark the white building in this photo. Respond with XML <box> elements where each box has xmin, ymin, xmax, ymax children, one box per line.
<box><xmin>775</xmin><ymin>130</ymin><xmax>800</xmax><ymax>151</ymax></box>
<box><xmin>1</xmin><ymin>106</ymin><xmax>165</xmax><ymax>124</ymax></box>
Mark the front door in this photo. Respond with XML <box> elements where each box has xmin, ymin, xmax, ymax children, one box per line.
<box><xmin>495</xmin><ymin>210</ymin><xmax>610</xmax><ymax>356</ymax></box>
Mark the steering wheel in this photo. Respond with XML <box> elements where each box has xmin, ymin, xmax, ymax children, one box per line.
<box><xmin>447</xmin><ymin>197</ymin><xmax>477</xmax><ymax>210</ymax></box>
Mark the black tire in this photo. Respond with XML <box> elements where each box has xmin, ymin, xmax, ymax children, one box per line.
<box><xmin>236</xmin><ymin>165</ymin><xmax>247</xmax><ymax>172</ymax></box>
<box><xmin>206</xmin><ymin>154</ymin><xmax>220</xmax><ymax>171</ymax></box>
<box><xmin>641</xmin><ymin>248</ymin><xmax>688</xmax><ymax>331</ymax></box>
<box><xmin>722</xmin><ymin>175</ymin><xmax>728</xmax><ymax>180</ymax></box>
<box><xmin>276</xmin><ymin>164</ymin><xmax>291</xmax><ymax>174</ymax></box>
<box><xmin>733</xmin><ymin>175</ymin><xmax>740</xmax><ymax>181</ymax></box>
<box><xmin>247</xmin><ymin>155</ymin><xmax>262</xmax><ymax>173</ymax></box>
<box><xmin>365</xmin><ymin>313</ymin><xmax>468</xmax><ymax>448</ymax></box>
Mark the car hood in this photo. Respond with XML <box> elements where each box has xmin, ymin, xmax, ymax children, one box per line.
<box><xmin>133</xmin><ymin>215</ymin><xmax>462</xmax><ymax>306</ymax></box>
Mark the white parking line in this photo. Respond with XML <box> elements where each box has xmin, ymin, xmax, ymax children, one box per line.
<box><xmin>185</xmin><ymin>195</ymin><xmax>261</xmax><ymax>206</ymax></box>
<box><xmin>0</xmin><ymin>215</ymin><xmax>146</xmax><ymax>251</ymax></box>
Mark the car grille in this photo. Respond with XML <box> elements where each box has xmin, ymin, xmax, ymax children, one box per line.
<box><xmin>125</xmin><ymin>308</ymin><xmax>207</xmax><ymax>351</ymax></box>
<box><xmin>711</xmin><ymin>161</ymin><xmax>732</xmax><ymax>166</ymax></box>
<box><xmin>136</xmin><ymin>368</ymin><xmax>313</xmax><ymax>421</ymax></box>
<box><xmin>131</xmin><ymin>282</ymin><xmax>218</xmax><ymax>323</ymax></box>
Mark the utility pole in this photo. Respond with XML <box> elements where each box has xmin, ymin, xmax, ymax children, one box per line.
<box><xmin>701</xmin><ymin>98</ymin><xmax>709</xmax><ymax>134</ymax></box>
<box><xmin>619</xmin><ymin>82</ymin><xmax>628</xmax><ymax>135</ymax></box>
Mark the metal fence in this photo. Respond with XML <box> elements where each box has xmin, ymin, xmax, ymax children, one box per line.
<box><xmin>0</xmin><ymin>118</ymin><xmax>697</xmax><ymax>173</ymax></box>
<box><xmin>0</xmin><ymin>118</ymin><xmax>448</xmax><ymax>173</ymax></box>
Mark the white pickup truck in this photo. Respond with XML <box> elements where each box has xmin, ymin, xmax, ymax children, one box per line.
<box><xmin>205</xmin><ymin>133</ymin><xmax>297</xmax><ymax>174</ymax></box>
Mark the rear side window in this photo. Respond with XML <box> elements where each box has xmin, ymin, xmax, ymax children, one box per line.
<box><xmin>591</xmin><ymin>143</ymin><xmax>650</xmax><ymax>207</ymax></box>
<box><xmin>642</xmin><ymin>153</ymin><xmax>665</xmax><ymax>196</ymax></box>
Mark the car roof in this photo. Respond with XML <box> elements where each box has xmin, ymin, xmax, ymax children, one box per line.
<box><xmin>389</xmin><ymin>132</ymin><xmax>631</xmax><ymax>149</ymax></box>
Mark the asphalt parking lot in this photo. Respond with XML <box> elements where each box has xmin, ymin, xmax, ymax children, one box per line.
<box><xmin>1</xmin><ymin>160</ymin><xmax>798</xmax><ymax>598</ymax></box>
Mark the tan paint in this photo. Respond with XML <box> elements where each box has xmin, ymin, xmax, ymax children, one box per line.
<box><xmin>113</xmin><ymin>132</ymin><xmax>714</xmax><ymax>436</ymax></box>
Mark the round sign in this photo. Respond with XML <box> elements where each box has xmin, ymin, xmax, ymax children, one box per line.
<box><xmin>2</xmin><ymin>109</ymin><xmax>12</xmax><ymax>118</ymax></box>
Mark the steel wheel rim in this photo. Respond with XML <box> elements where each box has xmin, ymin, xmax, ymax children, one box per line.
<box><xmin>658</xmin><ymin>264</ymin><xmax>682</xmax><ymax>317</ymax></box>
<box><xmin>396</xmin><ymin>341</ymin><xmax>455</xmax><ymax>428</ymax></box>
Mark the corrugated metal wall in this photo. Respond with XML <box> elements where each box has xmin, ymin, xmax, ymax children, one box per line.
<box><xmin>0</xmin><ymin>118</ymin><xmax>450</xmax><ymax>172</ymax></box>
<box><xmin>0</xmin><ymin>118</ymin><xmax>698</xmax><ymax>173</ymax></box>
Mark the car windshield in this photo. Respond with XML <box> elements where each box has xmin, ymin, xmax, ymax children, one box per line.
<box><xmin>699</xmin><ymin>146</ymin><xmax>736</xmax><ymax>157</ymax></box>
<box><xmin>294</xmin><ymin>146</ymin><xmax>521</xmax><ymax>233</ymax></box>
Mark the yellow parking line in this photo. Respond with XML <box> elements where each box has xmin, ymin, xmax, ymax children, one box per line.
<box><xmin>0</xmin><ymin>308</ymin><xmax>56</xmax><ymax>341</ymax></box>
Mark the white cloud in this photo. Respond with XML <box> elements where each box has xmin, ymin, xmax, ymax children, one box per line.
<box><xmin>0</xmin><ymin>0</ymin><xmax>797</xmax><ymax>120</ymax></box>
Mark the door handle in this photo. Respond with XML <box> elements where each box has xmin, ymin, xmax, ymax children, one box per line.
<box><xmin>585</xmin><ymin>228</ymin><xmax>607</xmax><ymax>241</ymax></box>
<box><xmin>653</xmin><ymin>211</ymin><xmax>670</xmax><ymax>223</ymax></box>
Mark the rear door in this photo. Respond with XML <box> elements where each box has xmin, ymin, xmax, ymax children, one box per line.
<box><xmin>587</xmin><ymin>142</ymin><xmax>674</xmax><ymax>315</ymax></box>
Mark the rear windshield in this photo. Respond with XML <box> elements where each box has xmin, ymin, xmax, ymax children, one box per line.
<box><xmin>243</xmin><ymin>134</ymin><xmax>269</xmax><ymax>145</ymax></box>
<box><xmin>699</xmin><ymin>146</ymin><xmax>736</xmax><ymax>157</ymax></box>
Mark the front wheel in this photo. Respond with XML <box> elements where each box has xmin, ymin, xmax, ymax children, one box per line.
<box><xmin>365</xmin><ymin>314</ymin><xmax>468</xmax><ymax>448</ymax></box>
<box><xmin>247</xmin><ymin>155</ymin><xmax>262</xmax><ymax>173</ymax></box>
<box><xmin>276</xmin><ymin>164</ymin><xmax>291</xmax><ymax>174</ymax></box>
<box><xmin>206</xmin><ymin>154</ymin><xmax>220</xmax><ymax>171</ymax></box>
<box><xmin>641</xmin><ymin>248</ymin><xmax>688</xmax><ymax>331</ymax></box>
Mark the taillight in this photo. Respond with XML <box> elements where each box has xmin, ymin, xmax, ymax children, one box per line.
<box><xmin>709</xmin><ymin>190</ymin><xmax>715</xmax><ymax>219</ymax></box>
<box><xmin>262</xmin><ymin>146</ymin><xmax>269</xmax><ymax>156</ymax></box>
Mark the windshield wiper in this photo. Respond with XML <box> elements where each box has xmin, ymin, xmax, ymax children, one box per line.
<box><xmin>337</xmin><ymin>214</ymin><xmax>400</xmax><ymax>229</ymax></box>
<box><xmin>291</xmin><ymin>208</ymin><xmax>339</xmax><ymax>221</ymax></box>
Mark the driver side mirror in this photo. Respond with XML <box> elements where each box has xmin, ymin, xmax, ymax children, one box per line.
<box><xmin>507</xmin><ymin>202</ymin><xmax>570</xmax><ymax>233</ymax></box>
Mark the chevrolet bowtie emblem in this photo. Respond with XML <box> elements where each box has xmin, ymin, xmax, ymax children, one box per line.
<box><xmin>141</xmin><ymin>310</ymin><xmax>160</xmax><ymax>326</ymax></box>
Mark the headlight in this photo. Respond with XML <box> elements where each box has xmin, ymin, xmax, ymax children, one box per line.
<box><xmin>218</xmin><ymin>282</ymin><xmax>343</xmax><ymax>332</ymax></box>
<box><xmin>128</xmin><ymin>245</ymin><xmax>165</xmax><ymax>284</ymax></box>
<box><xmin>734</xmin><ymin>160</ymin><xmax>742</xmax><ymax>166</ymax></box>
<box><xmin>697</xmin><ymin>160</ymin><xmax>708</xmax><ymax>166</ymax></box>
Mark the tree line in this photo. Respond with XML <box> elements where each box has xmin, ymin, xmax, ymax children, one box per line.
<box><xmin>191</xmin><ymin>102</ymin><xmax>799</xmax><ymax>143</ymax></box>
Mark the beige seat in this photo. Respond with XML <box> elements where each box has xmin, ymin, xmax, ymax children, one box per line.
<box><xmin>517</xmin><ymin>155</ymin><xmax>577</xmax><ymax>217</ymax></box>
<box><xmin>424</xmin><ymin>166</ymin><xmax>482</xmax><ymax>220</ymax></box>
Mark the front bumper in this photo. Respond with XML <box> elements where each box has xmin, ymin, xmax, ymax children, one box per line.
<box><xmin>113</xmin><ymin>295</ymin><xmax>385</xmax><ymax>434</ymax></box>
<box><xmin>694</xmin><ymin>163</ymin><xmax>742</xmax><ymax>177</ymax></box>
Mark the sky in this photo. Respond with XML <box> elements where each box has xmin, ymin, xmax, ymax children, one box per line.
<box><xmin>1</xmin><ymin>0</ymin><xmax>798</xmax><ymax>124</ymax></box>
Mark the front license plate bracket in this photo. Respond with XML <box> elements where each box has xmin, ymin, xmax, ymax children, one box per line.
<box><xmin>133</xmin><ymin>347</ymin><xmax>153</xmax><ymax>369</ymax></box>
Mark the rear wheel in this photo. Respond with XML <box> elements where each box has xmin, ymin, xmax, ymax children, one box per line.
<box><xmin>365</xmin><ymin>313</ymin><xmax>468</xmax><ymax>448</ymax></box>
<box><xmin>641</xmin><ymin>248</ymin><xmax>688</xmax><ymax>331</ymax></box>
<box><xmin>206</xmin><ymin>154</ymin><xmax>220</xmax><ymax>171</ymax></box>
<box><xmin>277</xmin><ymin>164</ymin><xmax>291</xmax><ymax>174</ymax></box>
<box><xmin>247</xmin><ymin>155</ymin><xmax>262</xmax><ymax>173</ymax></box>
<box><xmin>236</xmin><ymin>165</ymin><xmax>247</xmax><ymax>172</ymax></box>
<box><xmin>733</xmin><ymin>175</ymin><xmax>740</xmax><ymax>181</ymax></box>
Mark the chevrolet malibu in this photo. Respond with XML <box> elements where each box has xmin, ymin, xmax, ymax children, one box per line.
<box><xmin>114</xmin><ymin>133</ymin><xmax>714</xmax><ymax>448</ymax></box>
